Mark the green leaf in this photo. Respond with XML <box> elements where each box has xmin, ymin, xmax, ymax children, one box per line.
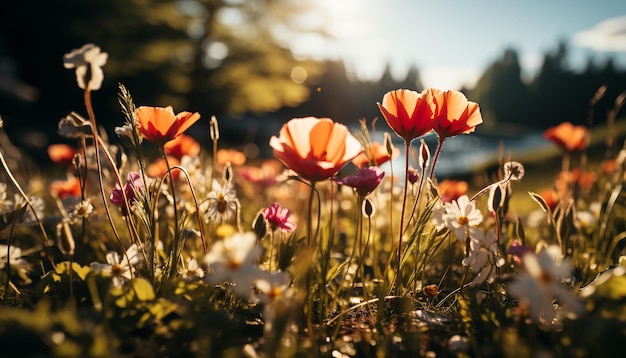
<box><xmin>70</xmin><ymin>262</ymin><xmax>90</xmax><ymax>280</ymax></box>
<box><xmin>590</xmin><ymin>270</ymin><xmax>626</xmax><ymax>300</ymax></box>
<box><xmin>528</xmin><ymin>191</ymin><xmax>552</xmax><ymax>214</ymax></box>
<box><xmin>131</xmin><ymin>277</ymin><xmax>155</xmax><ymax>301</ymax></box>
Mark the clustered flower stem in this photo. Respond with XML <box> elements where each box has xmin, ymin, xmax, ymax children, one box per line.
<box><xmin>394</xmin><ymin>140</ymin><xmax>412</xmax><ymax>295</ymax></box>
<box><xmin>162</xmin><ymin>148</ymin><xmax>182</xmax><ymax>279</ymax></box>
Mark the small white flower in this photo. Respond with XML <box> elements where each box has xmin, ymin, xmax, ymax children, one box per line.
<box><xmin>575</xmin><ymin>210</ymin><xmax>597</xmax><ymax>232</ymax></box>
<box><xmin>203</xmin><ymin>232</ymin><xmax>263</xmax><ymax>300</ymax></box>
<box><xmin>69</xmin><ymin>200</ymin><xmax>94</xmax><ymax>221</ymax></box>
<box><xmin>0</xmin><ymin>244</ymin><xmax>28</xmax><ymax>270</ymax></box>
<box><xmin>443</xmin><ymin>195</ymin><xmax>483</xmax><ymax>242</ymax></box>
<box><xmin>181</xmin><ymin>257</ymin><xmax>205</xmax><ymax>280</ymax></box>
<box><xmin>202</xmin><ymin>179</ymin><xmax>238</xmax><ymax>223</ymax></box>
<box><xmin>462</xmin><ymin>229</ymin><xmax>505</xmax><ymax>285</ymax></box>
<box><xmin>254</xmin><ymin>271</ymin><xmax>292</xmax><ymax>304</ymax></box>
<box><xmin>507</xmin><ymin>245</ymin><xmax>583</xmax><ymax>327</ymax></box>
<box><xmin>90</xmin><ymin>244</ymin><xmax>142</xmax><ymax>288</ymax></box>
<box><xmin>11</xmin><ymin>194</ymin><xmax>45</xmax><ymax>225</ymax></box>
<box><xmin>254</xmin><ymin>271</ymin><xmax>293</xmax><ymax>335</ymax></box>
<box><xmin>63</xmin><ymin>44</ymin><xmax>108</xmax><ymax>91</ymax></box>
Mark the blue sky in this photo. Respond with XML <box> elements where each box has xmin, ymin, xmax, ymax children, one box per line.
<box><xmin>288</xmin><ymin>0</ymin><xmax>626</xmax><ymax>90</ymax></box>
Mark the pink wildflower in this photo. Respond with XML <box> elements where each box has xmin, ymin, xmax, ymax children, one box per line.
<box><xmin>263</xmin><ymin>203</ymin><xmax>296</xmax><ymax>233</ymax></box>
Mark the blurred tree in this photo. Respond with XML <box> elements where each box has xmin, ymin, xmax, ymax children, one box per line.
<box><xmin>527</xmin><ymin>41</ymin><xmax>582</xmax><ymax>127</ymax></box>
<box><xmin>398</xmin><ymin>65</ymin><xmax>424</xmax><ymax>90</ymax></box>
<box><xmin>0</xmin><ymin>0</ymin><xmax>324</xmax><ymax>154</ymax></box>
<box><xmin>183</xmin><ymin>0</ymin><xmax>324</xmax><ymax>116</ymax></box>
<box><xmin>528</xmin><ymin>41</ymin><xmax>626</xmax><ymax>128</ymax></box>
<box><xmin>470</xmin><ymin>48</ymin><xmax>529</xmax><ymax>132</ymax></box>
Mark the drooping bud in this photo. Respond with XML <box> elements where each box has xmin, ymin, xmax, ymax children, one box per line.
<box><xmin>56</xmin><ymin>219</ymin><xmax>75</xmax><ymax>256</ymax></box>
<box><xmin>384</xmin><ymin>132</ymin><xmax>394</xmax><ymax>158</ymax></box>
<box><xmin>419</xmin><ymin>139</ymin><xmax>430</xmax><ymax>170</ymax></box>
<box><xmin>210</xmin><ymin>115</ymin><xmax>220</xmax><ymax>141</ymax></box>
<box><xmin>252</xmin><ymin>210</ymin><xmax>267</xmax><ymax>240</ymax></box>
<box><xmin>488</xmin><ymin>184</ymin><xmax>505</xmax><ymax>213</ymax></box>
<box><xmin>362</xmin><ymin>197</ymin><xmax>375</xmax><ymax>218</ymax></box>
<box><xmin>223</xmin><ymin>161</ymin><xmax>233</xmax><ymax>183</ymax></box>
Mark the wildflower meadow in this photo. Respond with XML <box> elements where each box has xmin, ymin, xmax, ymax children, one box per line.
<box><xmin>2</xmin><ymin>44</ymin><xmax>626</xmax><ymax>357</ymax></box>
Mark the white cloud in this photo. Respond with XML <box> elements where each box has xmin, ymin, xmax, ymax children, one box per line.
<box><xmin>573</xmin><ymin>15</ymin><xmax>626</xmax><ymax>52</ymax></box>
<box><xmin>420</xmin><ymin>66</ymin><xmax>483</xmax><ymax>91</ymax></box>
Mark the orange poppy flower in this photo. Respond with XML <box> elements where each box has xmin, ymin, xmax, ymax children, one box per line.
<box><xmin>269</xmin><ymin>117</ymin><xmax>362</xmax><ymax>182</ymax></box>
<box><xmin>572</xmin><ymin>168</ymin><xmax>596</xmax><ymax>193</ymax></box>
<box><xmin>543</xmin><ymin>122</ymin><xmax>588</xmax><ymax>152</ymax></box>
<box><xmin>377</xmin><ymin>89</ymin><xmax>436</xmax><ymax>142</ymax></box>
<box><xmin>136</xmin><ymin>106</ymin><xmax>201</xmax><ymax>146</ymax></box>
<box><xmin>602</xmin><ymin>159</ymin><xmax>617</xmax><ymax>174</ymax></box>
<box><xmin>437</xmin><ymin>179</ymin><xmax>468</xmax><ymax>203</ymax></box>
<box><xmin>426</xmin><ymin>88</ymin><xmax>483</xmax><ymax>139</ymax></box>
<box><xmin>352</xmin><ymin>141</ymin><xmax>399</xmax><ymax>168</ymax></box>
<box><xmin>48</xmin><ymin>144</ymin><xmax>77</xmax><ymax>166</ymax></box>
<box><xmin>539</xmin><ymin>188</ymin><xmax>560</xmax><ymax>211</ymax></box>
<box><xmin>49</xmin><ymin>177</ymin><xmax>82</xmax><ymax>199</ymax></box>
<box><xmin>164</xmin><ymin>133</ymin><xmax>201</xmax><ymax>160</ymax></box>
<box><xmin>147</xmin><ymin>156</ymin><xmax>181</xmax><ymax>181</ymax></box>
<box><xmin>216</xmin><ymin>148</ymin><xmax>247</xmax><ymax>167</ymax></box>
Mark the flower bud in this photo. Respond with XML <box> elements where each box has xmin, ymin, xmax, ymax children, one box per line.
<box><xmin>210</xmin><ymin>115</ymin><xmax>220</xmax><ymax>141</ymax></box>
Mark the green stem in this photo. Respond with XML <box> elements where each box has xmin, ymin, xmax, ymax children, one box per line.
<box><xmin>429</xmin><ymin>136</ymin><xmax>445</xmax><ymax>179</ymax></box>
<box><xmin>163</xmin><ymin>151</ymin><xmax>181</xmax><ymax>279</ymax></box>
<box><xmin>394</xmin><ymin>141</ymin><xmax>411</xmax><ymax>295</ymax></box>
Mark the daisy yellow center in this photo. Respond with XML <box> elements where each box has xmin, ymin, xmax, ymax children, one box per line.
<box><xmin>228</xmin><ymin>261</ymin><xmax>241</xmax><ymax>270</ymax></box>
<box><xmin>269</xmin><ymin>286</ymin><xmax>282</xmax><ymax>299</ymax></box>
<box><xmin>217</xmin><ymin>192</ymin><xmax>227</xmax><ymax>213</ymax></box>
<box><xmin>458</xmin><ymin>216</ymin><xmax>469</xmax><ymax>226</ymax></box>
<box><xmin>539</xmin><ymin>271</ymin><xmax>552</xmax><ymax>286</ymax></box>
<box><xmin>111</xmin><ymin>264</ymin><xmax>123</xmax><ymax>275</ymax></box>
<box><xmin>227</xmin><ymin>255</ymin><xmax>242</xmax><ymax>270</ymax></box>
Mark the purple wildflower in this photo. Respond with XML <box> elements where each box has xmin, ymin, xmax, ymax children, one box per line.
<box><xmin>335</xmin><ymin>166</ymin><xmax>385</xmax><ymax>196</ymax></box>
<box><xmin>110</xmin><ymin>171</ymin><xmax>144</xmax><ymax>208</ymax></box>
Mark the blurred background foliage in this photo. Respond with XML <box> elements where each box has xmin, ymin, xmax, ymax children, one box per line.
<box><xmin>0</xmin><ymin>0</ymin><xmax>625</xmax><ymax>160</ymax></box>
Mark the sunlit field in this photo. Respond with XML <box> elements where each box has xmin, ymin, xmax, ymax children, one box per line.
<box><xmin>1</xmin><ymin>44</ymin><xmax>626</xmax><ymax>358</ymax></box>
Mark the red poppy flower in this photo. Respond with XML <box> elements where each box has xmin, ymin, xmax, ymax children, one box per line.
<box><xmin>543</xmin><ymin>122</ymin><xmax>588</xmax><ymax>152</ymax></box>
<box><xmin>136</xmin><ymin>106</ymin><xmax>201</xmax><ymax>146</ymax></box>
<box><xmin>377</xmin><ymin>89</ymin><xmax>436</xmax><ymax>142</ymax></box>
<box><xmin>49</xmin><ymin>177</ymin><xmax>82</xmax><ymax>199</ymax></box>
<box><xmin>48</xmin><ymin>144</ymin><xmax>77</xmax><ymax>167</ymax></box>
<box><xmin>147</xmin><ymin>157</ymin><xmax>181</xmax><ymax>181</ymax></box>
<box><xmin>539</xmin><ymin>188</ymin><xmax>560</xmax><ymax>211</ymax></box>
<box><xmin>427</xmin><ymin>88</ymin><xmax>483</xmax><ymax>139</ymax></box>
<box><xmin>164</xmin><ymin>134</ymin><xmax>201</xmax><ymax>160</ymax></box>
<box><xmin>437</xmin><ymin>179</ymin><xmax>468</xmax><ymax>203</ymax></box>
<box><xmin>269</xmin><ymin>117</ymin><xmax>362</xmax><ymax>182</ymax></box>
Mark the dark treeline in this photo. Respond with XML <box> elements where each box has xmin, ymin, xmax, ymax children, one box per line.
<box><xmin>280</xmin><ymin>42</ymin><xmax>626</xmax><ymax>135</ymax></box>
<box><xmin>468</xmin><ymin>43</ymin><xmax>626</xmax><ymax>133</ymax></box>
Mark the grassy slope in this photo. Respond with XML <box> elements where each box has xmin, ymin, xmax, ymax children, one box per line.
<box><xmin>473</xmin><ymin>118</ymin><xmax>626</xmax><ymax>218</ymax></box>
